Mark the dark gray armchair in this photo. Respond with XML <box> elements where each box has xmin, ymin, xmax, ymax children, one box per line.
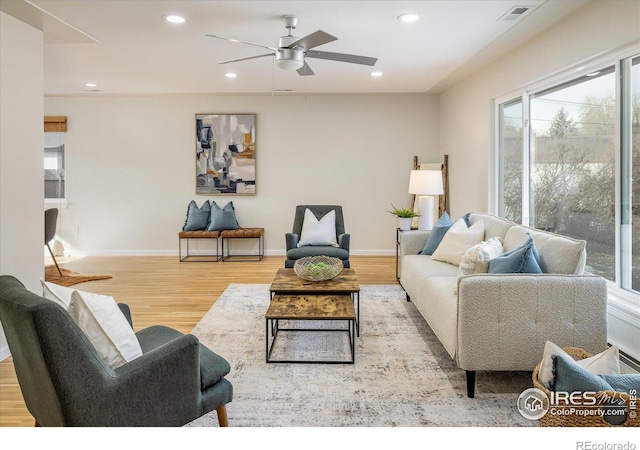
<box><xmin>285</xmin><ymin>205</ymin><xmax>350</xmax><ymax>268</ymax></box>
<box><xmin>0</xmin><ymin>275</ymin><xmax>232</xmax><ymax>427</ymax></box>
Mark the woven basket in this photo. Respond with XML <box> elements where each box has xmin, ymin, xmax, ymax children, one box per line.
<box><xmin>532</xmin><ymin>347</ymin><xmax>639</xmax><ymax>427</ymax></box>
<box><xmin>294</xmin><ymin>256</ymin><xmax>343</xmax><ymax>282</ymax></box>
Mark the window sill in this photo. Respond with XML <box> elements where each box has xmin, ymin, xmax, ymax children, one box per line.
<box><xmin>44</xmin><ymin>198</ymin><xmax>68</xmax><ymax>207</ymax></box>
<box><xmin>607</xmin><ymin>282</ymin><xmax>640</xmax><ymax>317</ymax></box>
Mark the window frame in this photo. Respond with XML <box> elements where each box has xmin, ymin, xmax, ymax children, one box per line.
<box><xmin>493</xmin><ymin>43</ymin><xmax>640</xmax><ymax>316</ymax></box>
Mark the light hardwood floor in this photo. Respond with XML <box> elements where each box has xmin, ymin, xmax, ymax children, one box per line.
<box><xmin>0</xmin><ymin>255</ymin><xmax>397</xmax><ymax>427</ymax></box>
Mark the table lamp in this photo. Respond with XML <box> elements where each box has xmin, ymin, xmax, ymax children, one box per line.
<box><xmin>408</xmin><ymin>170</ymin><xmax>444</xmax><ymax>230</ymax></box>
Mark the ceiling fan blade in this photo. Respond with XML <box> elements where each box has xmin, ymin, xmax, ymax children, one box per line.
<box><xmin>297</xmin><ymin>62</ymin><xmax>315</xmax><ymax>76</ymax></box>
<box><xmin>205</xmin><ymin>34</ymin><xmax>277</xmax><ymax>52</ymax></box>
<box><xmin>306</xmin><ymin>50</ymin><xmax>378</xmax><ymax>66</ymax></box>
<box><xmin>218</xmin><ymin>53</ymin><xmax>274</xmax><ymax>65</ymax></box>
<box><xmin>287</xmin><ymin>30</ymin><xmax>337</xmax><ymax>50</ymax></box>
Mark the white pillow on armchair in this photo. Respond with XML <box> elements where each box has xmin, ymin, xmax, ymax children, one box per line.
<box><xmin>297</xmin><ymin>208</ymin><xmax>339</xmax><ymax>247</ymax></box>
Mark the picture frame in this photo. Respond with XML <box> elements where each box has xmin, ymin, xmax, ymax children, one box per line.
<box><xmin>195</xmin><ymin>113</ymin><xmax>256</xmax><ymax>195</ymax></box>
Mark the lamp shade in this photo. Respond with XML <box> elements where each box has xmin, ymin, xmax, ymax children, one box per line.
<box><xmin>408</xmin><ymin>170</ymin><xmax>444</xmax><ymax>195</ymax></box>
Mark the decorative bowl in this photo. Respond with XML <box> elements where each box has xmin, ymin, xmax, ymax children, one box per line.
<box><xmin>294</xmin><ymin>256</ymin><xmax>344</xmax><ymax>282</ymax></box>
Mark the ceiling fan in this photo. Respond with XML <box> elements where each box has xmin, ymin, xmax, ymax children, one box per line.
<box><xmin>206</xmin><ymin>14</ymin><xmax>378</xmax><ymax>76</ymax></box>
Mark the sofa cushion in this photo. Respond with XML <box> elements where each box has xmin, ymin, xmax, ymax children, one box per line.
<box><xmin>503</xmin><ymin>225</ymin><xmax>587</xmax><ymax>274</ymax></box>
<box><xmin>488</xmin><ymin>236</ymin><xmax>543</xmax><ymax>274</ymax></box>
<box><xmin>400</xmin><ymin>255</ymin><xmax>459</xmax><ymax>303</ymax></box>
<box><xmin>432</xmin><ymin>219</ymin><xmax>485</xmax><ymax>266</ymax></box>
<box><xmin>420</xmin><ymin>212</ymin><xmax>452</xmax><ymax>255</ymax></box>
<box><xmin>468</xmin><ymin>212</ymin><xmax>516</xmax><ymax>241</ymax></box>
<box><xmin>418</xmin><ymin>277</ymin><xmax>458</xmax><ymax>358</ymax></box>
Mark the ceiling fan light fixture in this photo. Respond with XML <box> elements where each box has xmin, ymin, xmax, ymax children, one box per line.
<box><xmin>275</xmin><ymin>49</ymin><xmax>304</xmax><ymax>71</ymax></box>
<box><xmin>163</xmin><ymin>14</ymin><xmax>185</xmax><ymax>24</ymax></box>
<box><xmin>397</xmin><ymin>13</ymin><xmax>420</xmax><ymax>23</ymax></box>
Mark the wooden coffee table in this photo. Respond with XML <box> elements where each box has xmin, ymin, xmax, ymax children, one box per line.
<box><xmin>265</xmin><ymin>268</ymin><xmax>361</xmax><ymax>364</ymax></box>
<box><xmin>269</xmin><ymin>268</ymin><xmax>360</xmax><ymax>335</ymax></box>
<box><xmin>265</xmin><ymin>293</ymin><xmax>355</xmax><ymax>364</ymax></box>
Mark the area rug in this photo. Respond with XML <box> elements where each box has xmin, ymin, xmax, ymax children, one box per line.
<box><xmin>187</xmin><ymin>283</ymin><xmax>536</xmax><ymax>427</ymax></box>
<box><xmin>44</xmin><ymin>266</ymin><xmax>112</xmax><ymax>287</ymax></box>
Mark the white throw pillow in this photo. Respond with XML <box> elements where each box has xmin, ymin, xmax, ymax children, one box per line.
<box><xmin>537</xmin><ymin>340</ymin><xmax>621</xmax><ymax>389</ymax></box>
<box><xmin>432</xmin><ymin>219</ymin><xmax>485</xmax><ymax>266</ymax></box>
<box><xmin>41</xmin><ymin>278</ymin><xmax>74</xmax><ymax>307</ymax></box>
<box><xmin>458</xmin><ymin>237</ymin><xmax>504</xmax><ymax>277</ymax></box>
<box><xmin>67</xmin><ymin>290</ymin><xmax>143</xmax><ymax>370</ymax></box>
<box><xmin>297</xmin><ymin>208</ymin><xmax>339</xmax><ymax>247</ymax></box>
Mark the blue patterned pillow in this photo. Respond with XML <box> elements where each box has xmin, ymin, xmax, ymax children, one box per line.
<box><xmin>183</xmin><ymin>200</ymin><xmax>211</xmax><ymax>231</ymax></box>
<box><xmin>420</xmin><ymin>212</ymin><xmax>452</xmax><ymax>255</ymax></box>
<box><xmin>552</xmin><ymin>354</ymin><xmax>614</xmax><ymax>393</ymax></box>
<box><xmin>488</xmin><ymin>235</ymin><xmax>543</xmax><ymax>274</ymax></box>
<box><xmin>207</xmin><ymin>201</ymin><xmax>240</xmax><ymax>231</ymax></box>
<box><xmin>600</xmin><ymin>373</ymin><xmax>640</xmax><ymax>393</ymax></box>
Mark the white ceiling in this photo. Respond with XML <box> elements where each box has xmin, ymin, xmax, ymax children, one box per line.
<box><xmin>6</xmin><ymin>0</ymin><xmax>590</xmax><ymax>95</ymax></box>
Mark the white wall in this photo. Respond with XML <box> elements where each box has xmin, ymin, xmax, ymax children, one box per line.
<box><xmin>0</xmin><ymin>12</ymin><xmax>44</xmax><ymax>360</ymax></box>
<box><xmin>439</xmin><ymin>0</ymin><xmax>640</xmax><ymax>218</ymax></box>
<box><xmin>438</xmin><ymin>0</ymin><xmax>640</xmax><ymax>361</ymax></box>
<box><xmin>44</xmin><ymin>93</ymin><xmax>440</xmax><ymax>256</ymax></box>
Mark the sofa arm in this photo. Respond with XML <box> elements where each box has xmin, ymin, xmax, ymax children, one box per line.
<box><xmin>455</xmin><ymin>274</ymin><xmax>608</xmax><ymax>372</ymax></box>
<box><xmin>398</xmin><ymin>230</ymin><xmax>430</xmax><ymax>276</ymax></box>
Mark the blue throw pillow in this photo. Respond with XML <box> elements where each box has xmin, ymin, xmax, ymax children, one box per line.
<box><xmin>420</xmin><ymin>212</ymin><xmax>452</xmax><ymax>255</ymax></box>
<box><xmin>488</xmin><ymin>235</ymin><xmax>543</xmax><ymax>274</ymax></box>
<box><xmin>183</xmin><ymin>200</ymin><xmax>211</xmax><ymax>231</ymax></box>
<box><xmin>600</xmin><ymin>373</ymin><xmax>640</xmax><ymax>393</ymax></box>
<box><xmin>207</xmin><ymin>201</ymin><xmax>240</xmax><ymax>231</ymax></box>
<box><xmin>462</xmin><ymin>212</ymin><xmax>471</xmax><ymax>227</ymax></box>
<box><xmin>552</xmin><ymin>354</ymin><xmax>614</xmax><ymax>393</ymax></box>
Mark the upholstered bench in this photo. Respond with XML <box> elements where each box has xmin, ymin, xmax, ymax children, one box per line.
<box><xmin>220</xmin><ymin>228</ymin><xmax>264</xmax><ymax>262</ymax></box>
<box><xmin>178</xmin><ymin>230</ymin><xmax>220</xmax><ymax>262</ymax></box>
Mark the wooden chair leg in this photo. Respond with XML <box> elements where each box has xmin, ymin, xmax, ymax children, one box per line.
<box><xmin>216</xmin><ymin>405</ymin><xmax>229</xmax><ymax>427</ymax></box>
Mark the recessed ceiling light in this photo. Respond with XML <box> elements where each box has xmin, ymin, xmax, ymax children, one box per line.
<box><xmin>586</xmin><ymin>71</ymin><xmax>601</xmax><ymax>77</ymax></box>
<box><xmin>85</xmin><ymin>83</ymin><xmax>97</xmax><ymax>87</ymax></box>
<box><xmin>371</xmin><ymin>71</ymin><xmax>383</xmax><ymax>77</ymax></box>
<box><xmin>225</xmin><ymin>73</ymin><xmax>237</xmax><ymax>79</ymax></box>
<box><xmin>398</xmin><ymin>13</ymin><xmax>420</xmax><ymax>23</ymax></box>
<box><xmin>163</xmin><ymin>14</ymin><xmax>185</xmax><ymax>24</ymax></box>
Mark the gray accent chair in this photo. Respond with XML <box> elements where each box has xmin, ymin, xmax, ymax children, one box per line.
<box><xmin>285</xmin><ymin>205</ymin><xmax>350</xmax><ymax>268</ymax></box>
<box><xmin>0</xmin><ymin>275</ymin><xmax>232</xmax><ymax>427</ymax></box>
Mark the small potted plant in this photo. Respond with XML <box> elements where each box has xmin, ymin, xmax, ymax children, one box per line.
<box><xmin>388</xmin><ymin>204</ymin><xmax>420</xmax><ymax>231</ymax></box>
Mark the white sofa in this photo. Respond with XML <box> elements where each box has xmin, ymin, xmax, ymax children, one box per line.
<box><xmin>399</xmin><ymin>212</ymin><xmax>608</xmax><ymax>397</ymax></box>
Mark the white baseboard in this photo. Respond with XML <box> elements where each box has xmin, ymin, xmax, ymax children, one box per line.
<box><xmin>0</xmin><ymin>343</ymin><xmax>10</xmax><ymax>362</ymax></box>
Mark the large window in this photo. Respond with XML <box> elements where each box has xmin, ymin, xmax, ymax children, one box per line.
<box><xmin>497</xmin><ymin>54</ymin><xmax>639</xmax><ymax>296</ymax></box>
